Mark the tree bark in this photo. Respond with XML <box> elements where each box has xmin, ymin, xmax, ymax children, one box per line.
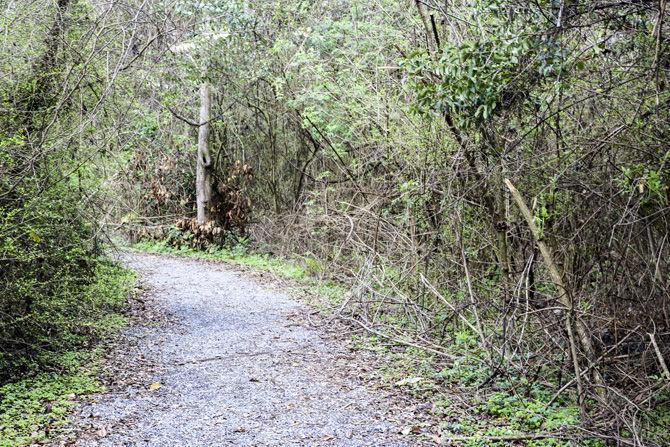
<box><xmin>196</xmin><ymin>83</ymin><xmax>212</xmax><ymax>224</ymax></box>
<box><xmin>413</xmin><ymin>0</ymin><xmax>436</xmax><ymax>57</ymax></box>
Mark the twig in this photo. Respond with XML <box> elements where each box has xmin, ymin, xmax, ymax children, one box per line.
<box><xmin>419</xmin><ymin>273</ymin><xmax>481</xmax><ymax>339</ymax></box>
<box><xmin>454</xmin><ymin>213</ymin><xmax>486</xmax><ymax>347</ymax></box>
<box><xmin>546</xmin><ymin>326</ymin><xmax>640</xmax><ymax>407</ymax></box>
<box><xmin>504</xmin><ymin>179</ymin><xmax>605</xmax><ymax>402</ymax></box>
<box><xmin>649</xmin><ymin>331</ymin><xmax>670</xmax><ymax>381</ymax></box>
<box><xmin>341</xmin><ymin>316</ymin><xmax>457</xmax><ymax>362</ymax></box>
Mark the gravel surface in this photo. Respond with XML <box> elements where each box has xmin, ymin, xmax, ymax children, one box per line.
<box><xmin>70</xmin><ymin>252</ymin><xmax>414</xmax><ymax>446</ymax></box>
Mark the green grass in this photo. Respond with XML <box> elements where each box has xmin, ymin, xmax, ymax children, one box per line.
<box><xmin>131</xmin><ymin>240</ymin><xmax>308</xmax><ymax>280</ymax></box>
<box><xmin>0</xmin><ymin>261</ymin><xmax>135</xmax><ymax>447</ymax></box>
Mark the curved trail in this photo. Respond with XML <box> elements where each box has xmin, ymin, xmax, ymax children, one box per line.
<box><xmin>72</xmin><ymin>253</ymin><xmax>411</xmax><ymax>446</ymax></box>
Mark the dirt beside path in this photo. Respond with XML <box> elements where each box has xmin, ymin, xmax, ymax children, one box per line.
<box><xmin>65</xmin><ymin>252</ymin><xmax>420</xmax><ymax>446</ymax></box>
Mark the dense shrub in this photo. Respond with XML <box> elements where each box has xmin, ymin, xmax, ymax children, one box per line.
<box><xmin>0</xmin><ymin>0</ymin><xmax>143</xmax><ymax>383</ymax></box>
<box><xmin>0</xmin><ymin>154</ymin><xmax>126</xmax><ymax>379</ymax></box>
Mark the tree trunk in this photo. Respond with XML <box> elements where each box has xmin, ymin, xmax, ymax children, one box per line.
<box><xmin>196</xmin><ymin>83</ymin><xmax>212</xmax><ymax>224</ymax></box>
<box><xmin>23</xmin><ymin>0</ymin><xmax>71</xmax><ymax>137</ymax></box>
<box><xmin>413</xmin><ymin>0</ymin><xmax>437</xmax><ymax>57</ymax></box>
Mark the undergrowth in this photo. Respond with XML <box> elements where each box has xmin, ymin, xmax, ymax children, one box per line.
<box><xmin>130</xmin><ymin>240</ymin><xmax>606</xmax><ymax>446</ymax></box>
<box><xmin>128</xmin><ymin>240</ymin><xmax>670</xmax><ymax>446</ymax></box>
<box><xmin>0</xmin><ymin>262</ymin><xmax>135</xmax><ymax>447</ymax></box>
<box><xmin>0</xmin><ymin>351</ymin><xmax>101</xmax><ymax>447</ymax></box>
<box><xmin>352</xmin><ymin>331</ymin><xmax>601</xmax><ymax>446</ymax></box>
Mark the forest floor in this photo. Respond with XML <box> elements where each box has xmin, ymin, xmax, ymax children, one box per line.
<box><xmin>59</xmin><ymin>252</ymin><xmax>430</xmax><ymax>446</ymax></box>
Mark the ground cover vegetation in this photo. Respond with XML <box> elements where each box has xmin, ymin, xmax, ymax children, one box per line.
<box><xmin>1</xmin><ymin>0</ymin><xmax>669</xmax><ymax>445</ymax></box>
<box><xmin>1</xmin><ymin>0</ymin><xmax>155</xmax><ymax>444</ymax></box>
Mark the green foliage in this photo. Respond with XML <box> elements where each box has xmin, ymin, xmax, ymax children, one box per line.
<box><xmin>303</xmin><ymin>255</ymin><xmax>323</xmax><ymax>276</ymax></box>
<box><xmin>403</xmin><ymin>1</ymin><xmax>548</xmax><ymax>129</ymax></box>
<box><xmin>0</xmin><ymin>207</ymin><xmax>135</xmax><ymax>377</ymax></box>
<box><xmin>532</xmin><ymin>186</ymin><xmax>570</xmax><ymax>238</ymax></box>
<box><xmin>438</xmin><ymin>361</ymin><xmax>490</xmax><ymax>387</ymax></box>
<box><xmin>0</xmin><ymin>263</ymin><xmax>134</xmax><ymax>447</ymax></box>
<box><xmin>617</xmin><ymin>159</ymin><xmax>669</xmax><ymax>209</ymax></box>
<box><xmin>131</xmin><ymin>240</ymin><xmax>307</xmax><ymax>280</ymax></box>
<box><xmin>0</xmin><ymin>0</ymin><xmax>138</xmax><ymax>385</ymax></box>
<box><xmin>481</xmin><ymin>391</ymin><xmax>579</xmax><ymax>431</ymax></box>
<box><xmin>0</xmin><ymin>351</ymin><xmax>101</xmax><ymax>447</ymax></box>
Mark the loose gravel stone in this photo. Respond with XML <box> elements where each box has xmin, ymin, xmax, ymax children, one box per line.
<box><xmin>70</xmin><ymin>253</ymin><xmax>412</xmax><ymax>447</ymax></box>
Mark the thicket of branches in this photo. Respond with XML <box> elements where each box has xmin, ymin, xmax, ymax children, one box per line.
<box><xmin>1</xmin><ymin>0</ymin><xmax>668</xmax><ymax>445</ymax></box>
<box><xmin>116</xmin><ymin>1</ymin><xmax>670</xmax><ymax>444</ymax></box>
<box><xmin>0</xmin><ymin>0</ymin><xmax>162</xmax><ymax>379</ymax></box>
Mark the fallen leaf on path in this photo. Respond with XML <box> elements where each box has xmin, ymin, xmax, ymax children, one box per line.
<box><xmin>148</xmin><ymin>382</ymin><xmax>161</xmax><ymax>391</ymax></box>
<box><xmin>401</xmin><ymin>425</ymin><xmax>422</xmax><ymax>435</ymax></box>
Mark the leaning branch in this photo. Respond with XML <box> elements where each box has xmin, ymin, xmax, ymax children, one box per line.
<box><xmin>504</xmin><ymin>179</ymin><xmax>604</xmax><ymax>403</ymax></box>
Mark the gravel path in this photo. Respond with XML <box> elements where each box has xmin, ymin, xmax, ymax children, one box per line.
<box><xmin>71</xmin><ymin>252</ymin><xmax>413</xmax><ymax>446</ymax></box>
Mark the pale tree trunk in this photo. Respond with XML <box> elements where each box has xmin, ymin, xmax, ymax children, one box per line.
<box><xmin>196</xmin><ymin>83</ymin><xmax>212</xmax><ymax>224</ymax></box>
<box><xmin>414</xmin><ymin>0</ymin><xmax>437</xmax><ymax>57</ymax></box>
